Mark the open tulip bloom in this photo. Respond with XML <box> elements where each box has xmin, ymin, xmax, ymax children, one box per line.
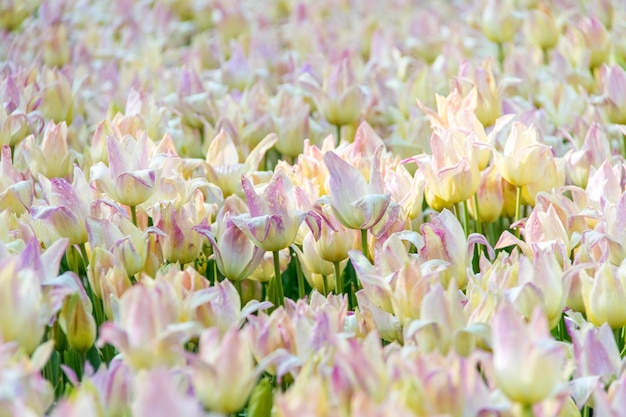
<box><xmin>5</xmin><ymin>1</ymin><xmax>626</xmax><ymax>416</ymax></box>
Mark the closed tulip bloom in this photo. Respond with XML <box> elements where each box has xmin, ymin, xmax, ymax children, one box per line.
<box><xmin>480</xmin><ymin>0</ymin><xmax>519</xmax><ymax>44</ymax></box>
<box><xmin>598</xmin><ymin>64</ymin><xmax>626</xmax><ymax>124</ymax></box>
<box><xmin>581</xmin><ymin>262</ymin><xmax>626</xmax><ymax>329</ymax></box>
<box><xmin>191</xmin><ymin>327</ymin><xmax>259</xmax><ymax>414</ymax></box>
<box><xmin>59</xmin><ymin>292</ymin><xmax>97</xmax><ymax>353</ymax></box>
<box><xmin>496</xmin><ymin>122</ymin><xmax>553</xmax><ymax>187</ymax></box>
<box><xmin>154</xmin><ymin>193</ymin><xmax>204</xmax><ymax>266</ymax></box>
<box><xmin>492</xmin><ymin>304</ymin><xmax>567</xmax><ymax>405</ymax></box>
<box><xmin>414</xmin><ymin>130</ymin><xmax>481</xmax><ymax>207</ymax></box>
<box><xmin>468</xmin><ymin>164</ymin><xmax>504</xmax><ymax>223</ymax></box>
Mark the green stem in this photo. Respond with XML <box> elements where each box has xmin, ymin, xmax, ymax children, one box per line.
<box><xmin>542</xmin><ymin>47</ymin><xmax>549</xmax><ymax>66</ymax></box>
<box><xmin>520</xmin><ymin>404</ymin><xmax>534</xmax><ymax>417</ymax></box>
<box><xmin>334</xmin><ymin>261</ymin><xmax>343</xmax><ymax>295</ymax></box>
<box><xmin>79</xmin><ymin>242</ymin><xmax>90</xmax><ymax>271</ymax></box>
<box><xmin>497</xmin><ymin>42</ymin><xmax>505</xmax><ymax>68</ymax></box>
<box><xmin>515</xmin><ymin>185</ymin><xmax>522</xmax><ymax>239</ymax></box>
<box><xmin>472</xmin><ymin>193</ymin><xmax>482</xmax><ymax>236</ymax></box>
<box><xmin>322</xmin><ymin>274</ymin><xmax>329</xmax><ymax>296</ymax></box>
<box><xmin>336</xmin><ymin>124</ymin><xmax>342</xmax><ymax>145</ymax></box>
<box><xmin>77</xmin><ymin>350</ymin><xmax>86</xmax><ymax>380</ymax></box>
<box><xmin>291</xmin><ymin>247</ymin><xmax>305</xmax><ymax>300</ymax></box>
<box><xmin>272</xmin><ymin>250</ymin><xmax>284</xmax><ymax>308</ymax></box>
<box><xmin>234</xmin><ymin>279</ymin><xmax>243</xmax><ymax>299</ymax></box>
<box><xmin>360</xmin><ymin>229</ymin><xmax>370</xmax><ymax>262</ymax></box>
<box><xmin>461</xmin><ymin>200</ymin><xmax>470</xmax><ymax>237</ymax></box>
<box><xmin>130</xmin><ymin>205</ymin><xmax>137</xmax><ymax>227</ymax></box>
<box><xmin>614</xmin><ymin>327</ymin><xmax>625</xmax><ymax>355</ymax></box>
<box><xmin>622</xmin><ymin>133</ymin><xmax>626</xmax><ymax>159</ymax></box>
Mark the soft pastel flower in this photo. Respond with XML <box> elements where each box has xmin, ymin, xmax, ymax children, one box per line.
<box><xmin>232</xmin><ymin>171</ymin><xmax>316</xmax><ymax>252</ymax></box>
<box><xmin>322</xmin><ymin>146</ymin><xmax>391</xmax><ymax>230</ymax></box>
<box><xmin>195</xmin><ymin>195</ymin><xmax>265</xmax><ymax>282</ymax></box>
<box><xmin>495</xmin><ymin>121</ymin><xmax>554</xmax><ymax>187</ymax></box>
<box><xmin>97</xmin><ymin>278</ymin><xmax>199</xmax><ymax>370</ymax></box>
<box><xmin>90</xmin><ymin>133</ymin><xmax>157</xmax><ymax>207</ymax></box>
<box><xmin>492</xmin><ymin>304</ymin><xmax>568</xmax><ymax>405</ymax></box>
<box><xmin>204</xmin><ymin>129</ymin><xmax>277</xmax><ymax>198</ymax></box>
<box><xmin>190</xmin><ymin>327</ymin><xmax>261</xmax><ymax>414</ymax></box>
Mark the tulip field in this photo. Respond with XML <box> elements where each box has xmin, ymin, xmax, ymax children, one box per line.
<box><xmin>3</xmin><ymin>0</ymin><xmax>626</xmax><ymax>415</ymax></box>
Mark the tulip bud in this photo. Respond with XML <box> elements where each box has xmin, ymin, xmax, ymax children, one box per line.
<box><xmin>60</xmin><ymin>292</ymin><xmax>97</xmax><ymax>353</ymax></box>
<box><xmin>581</xmin><ymin>263</ymin><xmax>626</xmax><ymax>329</ymax></box>
<box><xmin>524</xmin><ymin>4</ymin><xmax>559</xmax><ymax>50</ymax></box>
<box><xmin>39</xmin><ymin>68</ymin><xmax>74</xmax><ymax>124</ymax></box>
<box><xmin>480</xmin><ymin>0</ymin><xmax>519</xmax><ymax>44</ymax></box>
<box><xmin>247</xmin><ymin>378</ymin><xmax>274</xmax><ymax>417</ymax></box>
<box><xmin>468</xmin><ymin>165</ymin><xmax>504</xmax><ymax>223</ymax></box>
<box><xmin>43</xmin><ymin>24</ymin><xmax>70</xmax><ymax>68</ymax></box>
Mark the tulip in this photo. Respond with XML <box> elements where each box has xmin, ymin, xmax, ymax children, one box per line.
<box><xmin>195</xmin><ymin>195</ymin><xmax>265</xmax><ymax>282</ymax></box>
<box><xmin>480</xmin><ymin>0</ymin><xmax>519</xmax><ymax>44</ymax></box>
<box><xmin>0</xmin><ymin>145</ymin><xmax>34</xmax><ymax>215</ymax></box>
<box><xmin>132</xmin><ymin>368</ymin><xmax>204</xmax><ymax>417</ymax></box>
<box><xmin>413</xmin><ymin>129</ymin><xmax>481</xmax><ymax>208</ymax></box>
<box><xmin>22</xmin><ymin>121</ymin><xmax>76</xmax><ymax>180</ymax></box>
<box><xmin>581</xmin><ymin>262</ymin><xmax>626</xmax><ymax>329</ymax></box>
<box><xmin>86</xmin><ymin>214</ymin><xmax>150</xmax><ymax>277</ymax></box>
<box><xmin>59</xmin><ymin>290</ymin><xmax>97</xmax><ymax>353</ymax></box>
<box><xmin>323</xmin><ymin>146</ymin><xmax>391</xmax><ymax>231</ymax></box>
<box><xmin>205</xmin><ymin>130</ymin><xmax>277</xmax><ymax>197</ymax></box>
<box><xmin>301</xmin><ymin>55</ymin><xmax>365</xmax><ymax>133</ymax></box>
<box><xmin>496</xmin><ymin>122</ymin><xmax>553</xmax><ymax>188</ymax></box>
<box><xmin>97</xmin><ymin>278</ymin><xmax>199</xmax><ymax>370</ymax></box>
<box><xmin>90</xmin><ymin>133</ymin><xmax>157</xmax><ymax>208</ymax></box>
<box><xmin>31</xmin><ymin>168</ymin><xmax>91</xmax><ymax>247</ymax></box>
<box><xmin>0</xmin><ymin>340</ymin><xmax>55</xmax><ymax>416</ymax></box>
<box><xmin>492</xmin><ymin>304</ymin><xmax>568</xmax><ymax>405</ymax></box>
<box><xmin>38</xmin><ymin>68</ymin><xmax>74</xmax><ymax>124</ymax></box>
<box><xmin>153</xmin><ymin>192</ymin><xmax>204</xmax><ymax>266</ymax></box>
<box><xmin>468</xmin><ymin>164</ymin><xmax>504</xmax><ymax>223</ymax></box>
<box><xmin>191</xmin><ymin>327</ymin><xmax>260</xmax><ymax>414</ymax></box>
<box><xmin>524</xmin><ymin>4</ymin><xmax>559</xmax><ymax>51</ymax></box>
<box><xmin>598</xmin><ymin>64</ymin><xmax>626</xmax><ymax>125</ymax></box>
<box><xmin>232</xmin><ymin>171</ymin><xmax>313</xmax><ymax>252</ymax></box>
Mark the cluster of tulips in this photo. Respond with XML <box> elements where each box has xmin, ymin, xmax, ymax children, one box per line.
<box><xmin>3</xmin><ymin>0</ymin><xmax>626</xmax><ymax>416</ymax></box>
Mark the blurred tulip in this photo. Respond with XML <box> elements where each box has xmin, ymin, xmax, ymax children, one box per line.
<box><xmin>191</xmin><ymin>327</ymin><xmax>261</xmax><ymax>414</ymax></box>
<box><xmin>492</xmin><ymin>304</ymin><xmax>568</xmax><ymax>405</ymax></box>
<box><xmin>581</xmin><ymin>262</ymin><xmax>626</xmax><ymax>329</ymax></box>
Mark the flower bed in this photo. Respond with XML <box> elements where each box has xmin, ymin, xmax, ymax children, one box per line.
<box><xmin>1</xmin><ymin>0</ymin><xmax>626</xmax><ymax>416</ymax></box>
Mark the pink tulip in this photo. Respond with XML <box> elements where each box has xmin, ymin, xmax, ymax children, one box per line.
<box><xmin>90</xmin><ymin>132</ymin><xmax>157</xmax><ymax>207</ymax></box>
<box><xmin>22</xmin><ymin>121</ymin><xmax>76</xmax><ymax>180</ymax></box>
<box><xmin>31</xmin><ymin>167</ymin><xmax>91</xmax><ymax>246</ymax></box>
<box><xmin>232</xmin><ymin>171</ymin><xmax>316</xmax><ymax>252</ymax></box>
<box><xmin>195</xmin><ymin>195</ymin><xmax>265</xmax><ymax>282</ymax></box>
<box><xmin>598</xmin><ymin>64</ymin><xmax>626</xmax><ymax>124</ymax></box>
<box><xmin>0</xmin><ymin>145</ymin><xmax>34</xmax><ymax>215</ymax></box>
<box><xmin>97</xmin><ymin>278</ymin><xmax>200</xmax><ymax>370</ymax></box>
<box><xmin>132</xmin><ymin>368</ymin><xmax>205</xmax><ymax>417</ymax></box>
<box><xmin>322</xmin><ymin>146</ymin><xmax>391</xmax><ymax>231</ymax></box>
